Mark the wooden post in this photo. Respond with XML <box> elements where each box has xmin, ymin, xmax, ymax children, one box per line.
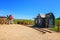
<box><xmin>57</xmin><ymin>23</ymin><xmax>59</xmax><ymax>32</ymax></box>
<box><xmin>57</xmin><ymin>20</ymin><xmax>60</xmax><ymax>32</ymax></box>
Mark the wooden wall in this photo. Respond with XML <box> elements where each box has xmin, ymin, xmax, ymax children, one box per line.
<box><xmin>0</xmin><ymin>18</ymin><xmax>9</xmax><ymax>24</ymax></box>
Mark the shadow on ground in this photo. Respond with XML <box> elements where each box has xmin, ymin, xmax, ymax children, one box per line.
<box><xmin>26</xmin><ymin>25</ymin><xmax>52</xmax><ymax>34</ymax></box>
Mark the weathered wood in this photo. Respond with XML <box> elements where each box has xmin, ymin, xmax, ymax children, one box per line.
<box><xmin>34</xmin><ymin>13</ymin><xmax>55</xmax><ymax>28</ymax></box>
<box><xmin>0</xmin><ymin>18</ymin><xmax>8</xmax><ymax>24</ymax></box>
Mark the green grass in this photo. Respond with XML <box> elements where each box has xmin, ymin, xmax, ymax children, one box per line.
<box><xmin>49</xmin><ymin>19</ymin><xmax>60</xmax><ymax>32</ymax></box>
<box><xmin>55</xmin><ymin>20</ymin><xmax>60</xmax><ymax>26</ymax></box>
<box><xmin>13</xmin><ymin>19</ymin><xmax>34</xmax><ymax>25</ymax></box>
<box><xmin>49</xmin><ymin>26</ymin><xmax>60</xmax><ymax>32</ymax></box>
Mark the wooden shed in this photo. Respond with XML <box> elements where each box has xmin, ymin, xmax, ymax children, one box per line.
<box><xmin>34</xmin><ymin>13</ymin><xmax>55</xmax><ymax>28</ymax></box>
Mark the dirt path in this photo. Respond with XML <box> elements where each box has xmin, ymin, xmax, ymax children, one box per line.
<box><xmin>0</xmin><ymin>24</ymin><xmax>60</xmax><ymax>40</ymax></box>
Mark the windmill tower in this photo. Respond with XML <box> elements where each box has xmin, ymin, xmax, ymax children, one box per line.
<box><xmin>8</xmin><ymin>14</ymin><xmax>14</xmax><ymax>24</ymax></box>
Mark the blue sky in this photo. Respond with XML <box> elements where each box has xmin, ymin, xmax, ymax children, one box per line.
<box><xmin>0</xmin><ymin>0</ymin><xmax>60</xmax><ymax>19</ymax></box>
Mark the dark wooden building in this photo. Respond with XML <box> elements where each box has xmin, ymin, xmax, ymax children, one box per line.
<box><xmin>34</xmin><ymin>13</ymin><xmax>55</xmax><ymax>28</ymax></box>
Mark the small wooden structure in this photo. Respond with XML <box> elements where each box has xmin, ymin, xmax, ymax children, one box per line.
<box><xmin>0</xmin><ymin>16</ymin><xmax>8</xmax><ymax>24</ymax></box>
<box><xmin>8</xmin><ymin>14</ymin><xmax>14</xmax><ymax>24</ymax></box>
<box><xmin>34</xmin><ymin>12</ymin><xmax>55</xmax><ymax>28</ymax></box>
<box><xmin>0</xmin><ymin>14</ymin><xmax>14</xmax><ymax>24</ymax></box>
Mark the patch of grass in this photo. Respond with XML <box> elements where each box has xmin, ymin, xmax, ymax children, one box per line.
<box><xmin>49</xmin><ymin>26</ymin><xmax>60</xmax><ymax>32</ymax></box>
<box><xmin>50</xmin><ymin>19</ymin><xmax>60</xmax><ymax>32</ymax></box>
<box><xmin>13</xmin><ymin>19</ymin><xmax>34</xmax><ymax>25</ymax></box>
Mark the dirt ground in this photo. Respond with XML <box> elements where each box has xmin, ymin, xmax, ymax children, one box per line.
<box><xmin>0</xmin><ymin>24</ymin><xmax>60</xmax><ymax>40</ymax></box>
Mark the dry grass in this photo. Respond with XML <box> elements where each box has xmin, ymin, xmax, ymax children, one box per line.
<box><xmin>0</xmin><ymin>24</ymin><xmax>60</xmax><ymax>40</ymax></box>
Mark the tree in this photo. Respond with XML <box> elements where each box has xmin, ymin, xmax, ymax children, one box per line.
<box><xmin>56</xmin><ymin>17</ymin><xmax>60</xmax><ymax>20</ymax></box>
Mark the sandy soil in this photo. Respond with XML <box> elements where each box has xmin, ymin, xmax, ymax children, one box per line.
<box><xmin>0</xmin><ymin>24</ymin><xmax>60</xmax><ymax>40</ymax></box>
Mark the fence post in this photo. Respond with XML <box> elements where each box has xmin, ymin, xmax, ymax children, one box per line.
<box><xmin>57</xmin><ymin>20</ymin><xmax>60</xmax><ymax>32</ymax></box>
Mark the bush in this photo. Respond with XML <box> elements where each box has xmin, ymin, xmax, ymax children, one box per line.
<box><xmin>14</xmin><ymin>19</ymin><xmax>34</xmax><ymax>25</ymax></box>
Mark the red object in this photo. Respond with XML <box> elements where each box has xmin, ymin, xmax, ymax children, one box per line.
<box><xmin>9</xmin><ymin>14</ymin><xmax>14</xmax><ymax>20</ymax></box>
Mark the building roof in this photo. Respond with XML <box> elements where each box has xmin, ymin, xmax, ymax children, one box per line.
<box><xmin>40</xmin><ymin>14</ymin><xmax>45</xmax><ymax>18</ymax></box>
<box><xmin>35</xmin><ymin>13</ymin><xmax>55</xmax><ymax>20</ymax></box>
<box><xmin>0</xmin><ymin>16</ymin><xmax>7</xmax><ymax>18</ymax></box>
<box><xmin>35</xmin><ymin>14</ymin><xmax>46</xmax><ymax>19</ymax></box>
